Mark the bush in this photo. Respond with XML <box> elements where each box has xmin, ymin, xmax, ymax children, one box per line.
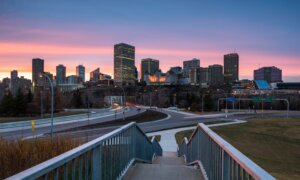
<box><xmin>0</xmin><ymin>136</ymin><xmax>82</xmax><ymax>179</ymax></box>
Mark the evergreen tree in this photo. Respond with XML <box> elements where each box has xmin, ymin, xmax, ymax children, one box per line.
<box><xmin>204</xmin><ymin>94</ymin><xmax>214</xmax><ymax>111</ymax></box>
<box><xmin>14</xmin><ymin>88</ymin><xmax>27</xmax><ymax>116</ymax></box>
<box><xmin>0</xmin><ymin>91</ymin><xmax>14</xmax><ymax>116</ymax></box>
<box><xmin>26</xmin><ymin>90</ymin><xmax>33</xmax><ymax>103</ymax></box>
<box><xmin>71</xmin><ymin>90</ymin><xmax>83</xmax><ymax>108</ymax></box>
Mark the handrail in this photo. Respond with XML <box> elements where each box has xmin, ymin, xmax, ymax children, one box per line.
<box><xmin>178</xmin><ymin>123</ymin><xmax>275</xmax><ymax>180</ymax></box>
<box><xmin>7</xmin><ymin>122</ymin><xmax>162</xmax><ymax>180</ymax></box>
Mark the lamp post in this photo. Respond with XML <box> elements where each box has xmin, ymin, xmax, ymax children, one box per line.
<box><xmin>115</xmin><ymin>86</ymin><xmax>126</xmax><ymax>120</ymax></box>
<box><xmin>217</xmin><ymin>89</ymin><xmax>228</xmax><ymax>118</ymax></box>
<box><xmin>115</xmin><ymin>86</ymin><xmax>126</xmax><ymax>107</ymax></box>
<box><xmin>40</xmin><ymin>73</ymin><xmax>54</xmax><ymax>138</ymax></box>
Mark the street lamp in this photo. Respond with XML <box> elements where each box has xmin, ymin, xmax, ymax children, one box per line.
<box><xmin>115</xmin><ymin>86</ymin><xmax>126</xmax><ymax>120</ymax></box>
<box><xmin>217</xmin><ymin>89</ymin><xmax>228</xmax><ymax>118</ymax></box>
<box><xmin>40</xmin><ymin>72</ymin><xmax>54</xmax><ymax>138</ymax></box>
<box><xmin>115</xmin><ymin>86</ymin><xmax>126</xmax><ymax>107</ymax></box>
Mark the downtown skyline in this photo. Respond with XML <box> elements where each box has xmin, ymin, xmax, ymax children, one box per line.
<box><xmin>0</xmin><ymin>0</ymin><xmax>299</xmax><ymax>81</ymax></box>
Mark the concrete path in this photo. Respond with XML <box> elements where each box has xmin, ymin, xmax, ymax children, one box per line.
<box><xmin>124</xmin><ymin>152</ymin><xmax>204</xmax><ymax>180</ymax></box>
<box><xmin>147</xmin><ymin>126</ymin><xmax>196</xmax><ymax>152</ymax></box>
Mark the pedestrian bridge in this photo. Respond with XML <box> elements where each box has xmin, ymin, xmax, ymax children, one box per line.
<box><xmin>7</xmin><ymin>122</ymin><xmax>275</xmax><ymax>180</ymax></box>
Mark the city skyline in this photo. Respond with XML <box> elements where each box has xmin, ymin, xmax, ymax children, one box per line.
<box><xmin>0</xmin><ymin>1</ymin><xmax>299</xmax><ymax>81</ymax></box>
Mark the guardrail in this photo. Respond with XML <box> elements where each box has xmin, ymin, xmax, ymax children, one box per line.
<box><xmin>0</xmin><ymin>108</ymin><xmax>128</xmax><ymax>131</ymax></box>
<box><xmin>7</xmin><ymin>122</ymin><xmax>162</xmax><ymax>180</ymax></box>
<box><xmin>178</xmin><ymin>123</ymin><xmax>275</xmax><ymax>180</ymax></box>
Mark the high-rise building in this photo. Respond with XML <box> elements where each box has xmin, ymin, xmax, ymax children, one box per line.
<box><xmin>199</xmin><ymin>67</ymin><xmax>209</xmax><ymax>84</ymax></box>
<box><xmin>208</xmin><ymin>64</ymin><xmax>224</xmax><ymax>86</ymax></box>
<box><xmin>32</xmin><ymin>58</ymin><xmax>44</xmax><ymax>88</ymax></box>
<box><xmin>76</xmin><ymin>65</ymin><xmax>85</xmax><ymax>83</ymax></box>
<box><xmin>56</xmin><ymin>64</ymin><xmax>66</xmax><ymax>85</ymax></box>
<box><xmin>254</xmin><ymin>66</ymin><xmax>282</xmax><ymax>83</ymax></box>
<box><xmin>189</xmin><ymin>67</ymin><xmax>200</xmax><ymax>85</ymax></box>
<box><xmin>140</xmin><ymin>58</ymin><xmax>159</xmax><ymax>81</ymax></box>
<box><xmin>67</xmin><ymin>75</ymin><xmax>79</xmax><ymax>84</ymax></box>
<box><xmin>183</xmin><ymin>58</ymin><xmax>200</xmax><ymax>78</ymax></box>
<box><xmin>114</xmin><ymin>43</ymin><xmax>136</xmax><ymax>86</ymax></box>
<box><xmin>90</xmin><ymin>68</ymin><xmax>100</xmax><ymax>82</ymax></box>
<box><xmin>11</xmin><ymin>70</ymin><xmax>18</xmax><ymax>80</ymax></box>
<box><xmin>224</xmin><ymin>53</ymin><xmax>239</xmax><ymax>84</ymax></box>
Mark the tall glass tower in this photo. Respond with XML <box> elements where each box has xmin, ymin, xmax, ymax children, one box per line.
<box><xmin>114</xmin><ymin>43</ymin><xmax>136</xmax><ymax>86</ymax></box>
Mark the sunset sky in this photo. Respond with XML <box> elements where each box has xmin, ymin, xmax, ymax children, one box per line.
<box><xmin>0</xmin><ymin>0</ymin><xmax>299</xmax><ymax>81</ymax></box>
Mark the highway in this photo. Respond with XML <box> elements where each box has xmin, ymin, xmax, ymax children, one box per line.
<box><xmin>1</xmin><ymin>107</ymin><xmax>299</xmax><ymax>141</ymax></box>
<box><xmin>0</xmin><ymin>107</ymin><xmax>145</xmax><ymax>140</ymax></box>
<box><xmin>42</xmin><ymin>108</ymin><xmax>255</xmax><ymax>141</ymax></box>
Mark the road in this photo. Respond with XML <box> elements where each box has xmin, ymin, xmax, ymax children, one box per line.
<box><xmin>1</xmin><ymin>107</ymin><xmax>299</xmax><ymax>141</ymax></box>
<box><xmin>44</xmin><ymin>108</ymin><xmax>256</xmax><ymax>141</ymax></box>
<box><xmin>0</xmin><ymin>107</ymin><xmax>145</xmax><ymax>140</ymax></box>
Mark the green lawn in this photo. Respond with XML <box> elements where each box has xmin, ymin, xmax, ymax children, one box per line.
<box><xmin>175</xmin><ymin>118</ymin><xmax>300</xmax><ymax>180</ymax></box>
<box><xmin>148</xmin><ymin>135</ymin><xmax>161</xmax><ymax>142</ymax></box>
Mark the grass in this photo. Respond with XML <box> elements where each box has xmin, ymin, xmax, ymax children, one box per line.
<box><xmin>175</xmin><ymin>118</ymin><xmax>300</xmax><ymax>180</ymax></box>
<box><xmin>175</xmin><ymin>129</ymin><xmax>194</xmax><ymax>145</ymax></box>
<box><xmin>212</xmin><ymin>118</ymin><xmax>300</xmax><ymax>180</ymax></box>
<box><xmin>0</xmin><ymin>136</ymin><xmax>82</xmax><ymax>179</ymax></box>
<box><xmin>148</xmin><ymin>135</ymin><xmax>161</xmax><ymax>142</ymax></box>
<box><xmin>59</xmin><ymin>110</ymin><xmax>167</xmax><ymax>133</ymax></box>
<box><xmin>0</xmin><ymin>111</ymin><xmax>87</xmax><ymax>123</ymax></box>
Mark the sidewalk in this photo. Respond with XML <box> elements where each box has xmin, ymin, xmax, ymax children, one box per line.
<box><xmin>146</xmin><ymin>119</ymin><xmax>247</xmax><ymax>152</ymax></box>
<box><xmin>147</xmin><ymin>126</ymin><xmax>196</xmax><ymax>152</ymax></box>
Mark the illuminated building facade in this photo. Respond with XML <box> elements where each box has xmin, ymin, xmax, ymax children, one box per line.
<box><xmin>114</xmin><ymin>43</ymin><xmax>136</xmax><ymax>86</ymax></box>
<box><xmin>141</xmin><ymin>58</ymin><xmax>159</xmax><ymax>82</ymax></box>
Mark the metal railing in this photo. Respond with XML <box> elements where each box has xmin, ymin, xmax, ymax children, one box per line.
<box><xmin>178</xmin><ymin>123</ymin><xmax>275</xmax><ymax>180</ymax></box>
<box><xmin>7</xmin><ymin>122</ymin><xmax>162</xmax><ymax>180</ymax></box>
<box><xmin>0</xmin><ymin>108</ymin><xmax>129</xmax><ymax>132</ymax></box>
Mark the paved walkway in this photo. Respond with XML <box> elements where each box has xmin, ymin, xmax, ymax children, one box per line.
<box><xmin>147</xmin><ymin>126</ymin><xmax>196</xmax><ymax>152</ymax></box>
<box><xmin>147</xmin><ymin>119</ymin><xmax>247</xmax><ymax>152</ymax></box>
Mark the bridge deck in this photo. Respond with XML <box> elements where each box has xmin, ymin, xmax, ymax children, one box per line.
<box><xmin>124</xmin><ymin>152</ymin><xmax>204</xmax><ymax>180</ymax></box>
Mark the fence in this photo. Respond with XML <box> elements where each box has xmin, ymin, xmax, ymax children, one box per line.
<box><xmin>7</xmin><ymin>122</ymin><xmax>162</xmax><ymax>180</ymax></box>
<box><xmin>178</xmin><ymin>123</ymin><xmax>275</xmax><ymax>180</ymax></box>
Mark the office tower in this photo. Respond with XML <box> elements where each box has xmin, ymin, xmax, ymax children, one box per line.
<box><xmin>208</xmin><ymin>64</ymin><xmax>224</xmax><ymax>86</ymax></box>
<box><xmin>76</xmin><ymin>65</ymin><xmax>85</xmax><ymax>83</ymax></box>
<box><xmin>11</xmin><ymin>70</ymin><xmax>18</xmax><ymax>80</ymax></box>
<box><xmin>254</xmin><ymin>66</ymin><xmax>282</xmax><ymax>83</ymax></box>
<box><xmin>189</xmin><ymin>67</ymin><xmax>200</xmax><ymax>85</ymax></box>
<box><xmin>140</xmin><ymin>58</ymin><xmax>159</xmax><ymax>81</ymax></box>
<box><xmin>90</xmin><ymin>68</ymin><xmax>100</xmax><ymax>82</ymax></box>
<box><xmin>10</xmin><ymin>70</ymin><xmax>18</xmax><ymax>91</ymax></box>
<box><xmin>67</xmin><ymin>75</ymin><xmax>79</xmax><ymax>84</ymax></box>
<box><xmin>224</xmin><ymin>53</ymin><xmax>239</xmax><ymax>84</ymax></box>
<box><xmin>56</xmin><ymin>64</ymin><xmax>66</xmax><ymax>85</ymax></box>
<box><xmin>183</xmin><ymin>58</ymin><xmax>200</xmax><ymax>78</ymax></box>
<box><xmin>114</xmin><ymin>43</ymin><xmax>136</xmax><ymax>86</ymax></box>
<box><xmin>199</xmin><ymin>67</ymin><xmax>209</xmax><ymax>84</ymax></box>
<box><xmin>32</xmin><ymin>58</ymin><xmax>44</xmax><ymax>87</ymax></box>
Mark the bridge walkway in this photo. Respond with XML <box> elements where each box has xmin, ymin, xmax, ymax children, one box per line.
<box><xmin>124</xmin><ymin>151</ymin><xmax>204</xmax><ymax>180</ymax></box>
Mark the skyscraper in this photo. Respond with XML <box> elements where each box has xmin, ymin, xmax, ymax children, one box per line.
<box><xmin>183</xmin><ymin>58</ymin><xmax>200</xmax><ymax>78</ymax></box>
<box><xmin>11</xmin><ymin>70</ymin><xmax>18</xmax><ymax>80</ymax></box>
<box><xmin>208</xmin><ymin>64</ymin><xmax>224</xmax><ymax>86</ymax></box>
<box><xmin>32</xmin><ymin>58</ymin><xmax>44</xmax><ymax>88</ymax></box>
<box><xmin>76</xmin><ymin>65</ymin><xmax>85</xmax><ymax>83</ymax></box>
<box><xmin>56</xmin><ymin>64</ymin><xmax>66</xmax><ymax>85</ymax></box>
<box><xmin>224</xmin><ymin>53</ymin><xmax>239</xmax><ymax>84</ymax></box>
<box><xmin>199</xmin><ymin>67</ymin><xmax>209</xmax><ymax>84</ymax></box>
<box><xmin>90</xmin><ymin>68</ymin><xmax>100</xmax><ymax>82</ymax></box>
<box><xmin>114</xmin><ymin>43</ymin><xmax>136</xmax><ymax>86</ymax></box>
<box><xmin>10</xmin><ymin>70</ymin><xmax>18</xmax><ymax>91</ymax></box>
<box><xmin>140</xmin><ymin>58</ymin><xmax>159</xmax><ymax>82</ymax></box>
<box><xmin>254</xmin><ymin>66</ymin><xmax>282</xmax><ymax>83</ymax></box>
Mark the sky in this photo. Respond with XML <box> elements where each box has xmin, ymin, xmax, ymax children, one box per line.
<box><xmin>0</xmin><ymin>0</ymin><xmax>299</xmax><ymax>81</ymax></box>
